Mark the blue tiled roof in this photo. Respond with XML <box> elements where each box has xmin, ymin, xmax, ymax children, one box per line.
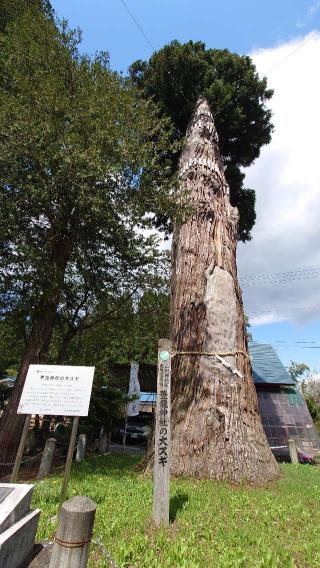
<box><xmin>248</xmin><ymin>341</ymin><xmax>294</xmax><ymax>385</ymax></box>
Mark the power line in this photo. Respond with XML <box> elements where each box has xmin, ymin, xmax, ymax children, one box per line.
<box><xmin>118</xmin><ymin>0</ymin><xmax>190</xmax><ymax>106</ymax></box>
<box><xmin>266</xmin><ymin>342</ymin><xmax>320</xmax><ymax>347</ymax></box>
<box><xmin>118</xmin><ymin>0</ymin><xmax>318</xmax><ymax>126</ymax></box>
<box><xmin>214</xmin><ymin>29</ymin><xmax>319</xmax><ymax>119</ymax></box>
<box><xmin>240</xmin><ymin>266</ymin><xmax>320</xmax><ymax>286</ymax></box>
<box><xmin>241</xmin><ymin>266</ymin><xmax>320</xmax><ymax>279</ymax></box>
<box><xmin>247</xmin><ymin>304</ymin><xmax>320</xmax><ymax>315</ymax></box>
<box><xmin>270</xmin><ymin>346</ymin><xmax>320</xmax><ymax>350</ymax></box>
<box><xmin>267</xmin><ymin>31</ymin><xmax>318</xmax><ymax>75</ymax></box>
<box><xmin>276</xmin><ymin>341</ymin><xmax>320</xmax><ymax>345</ymax></box>
<box><xmin>251</xmin><ymin>338</ymin><xmax>320</xmax><ymax>345</ymax></box>
<box><xmin>119</xmin><ymin>0</ymin><xmax>155</xmax><ymax>52</ymax></box>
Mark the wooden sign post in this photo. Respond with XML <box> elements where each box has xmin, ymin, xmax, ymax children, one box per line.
<box><xmin>153</xmin><ymin>338</ymin><xmax>172</xmax><ymax>526</ymax></box>
<box><xmin>58</xmin><ymin>416</ymin><xmax>80</xmax><ymax>512</ymax></box>
<box><xmin>10</xmin><ymin>414</ymin><xmax>31</xmax><ymax>483</ymax></box>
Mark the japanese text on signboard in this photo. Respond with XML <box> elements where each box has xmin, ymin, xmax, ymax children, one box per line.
<box><xmin>157</xmin><ymin>362</ymin><xmax>170</xmax><ymax>467</ymax></box>
<box><xmin>18</xmin><ymin>365</ymin><xmax>95</xmax><ymax>417</ymax></box>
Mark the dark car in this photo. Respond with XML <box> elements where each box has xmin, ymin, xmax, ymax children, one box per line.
<box><xmin>119</xmin><ymin>423</ymin><xmax>147</xmax><ymax>444</ymax></box>
<box><xmin>112</xmin><ymin>414</ymin><xmax>153</xmax><ymax>445</ymax></box>
<box><xmin>271</xmin><ymin>445</ymin><xmax>316</xmax><ymax>464</ymax></box>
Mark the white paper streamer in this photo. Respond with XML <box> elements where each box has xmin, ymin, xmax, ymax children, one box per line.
<box><xmin>127</xmin><ymin>363</ymin><xmax>140</xmax><ymax>417</ymax></box>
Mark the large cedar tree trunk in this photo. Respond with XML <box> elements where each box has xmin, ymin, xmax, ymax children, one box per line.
<box><xmin>170</xmin><ymin>98</ymin><xmax>279</xmax><ymax>484</ymax></box>
<box><xmin>0</xmin><ymin>236</ymin><xmax>73</xmax><ymax>474</ymax></box>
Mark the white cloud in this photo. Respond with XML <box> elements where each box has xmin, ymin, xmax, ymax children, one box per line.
<box><xmin>308</xmin><ymin>0</ymin><xmax>320</xmax><ymax>16</ymax></box>
<box><xmin>238</xmin><ymin>32</ymin><xmax>320</xmax><ymax>326</ymax></box>
<box><xmin>296</xmin><ymin>0</ymin><xmax>320</xmax><ymax>27</ymax></box>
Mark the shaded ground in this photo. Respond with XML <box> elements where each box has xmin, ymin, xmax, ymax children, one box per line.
<box><xmin>31</xmin><ymin>454</ymin><xmax>320</xmax><ymax>568</ymax></box>
<box><xmin>0</xmin><ymin>443</ymin><xmax>146</xmax><ymax>483</ymax></box>
<box><xmin>21</xmin><ymin>543</ymin><xmax>52</xmax><ymax>568</ymax></box>
<box><xmin>0</xmin><ymin>451</ymin><xmax>68</xmax><ymax>483</ymax></box>
<box><xmin>109</xmin><ymin>442</ymin><xmax>146</xmax><ymax>456</ymax></box>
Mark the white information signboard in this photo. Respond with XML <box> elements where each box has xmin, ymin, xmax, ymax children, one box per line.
<box><xmin>17</xmin><ymin>365</ymin><xmax>95</xmax><ymax>417</ymax></box>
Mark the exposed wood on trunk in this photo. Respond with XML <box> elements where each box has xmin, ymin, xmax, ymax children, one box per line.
<box><xmin>170</xmin><ymin>97</ymin><xmax>279</xmax><ymax>484</ymax></box>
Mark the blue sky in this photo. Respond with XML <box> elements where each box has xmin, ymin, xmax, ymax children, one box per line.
<box><xmin>51</xmin><ymin>1</ymin><xmax>320</xmax><ymax>372</ymax></box>
<box><xmin>249</xmin><ymin>321</ymin><xmax>320</xmax><ymax>372</ymax></box>
<box><xmin>51</xmin><ymin>0</ymin><xmax>318</xmax><ymax>72</ymax></box>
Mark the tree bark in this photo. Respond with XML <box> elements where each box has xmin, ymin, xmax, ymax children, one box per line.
<box><xmin>57</xmin><ymin>328</ymin><xmax>77</xmax><ymax>364</ymax></box>
<box><xmin>0</xmin><ymin>235</ymin><xmax>73</xmax><ymax>473</ymax></box>
<box><xmin>170</xmin><ymin>97</ymin><xmax>279</xmax><ymax>484</ymax></box>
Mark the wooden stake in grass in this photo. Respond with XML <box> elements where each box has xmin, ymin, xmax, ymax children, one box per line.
<box><xmin>153</xmin><ymin>339</ymin><xmax>172</xmax><ymax>526</ymax></box>
<box><xmin>58</xmin><ymin>416</ymin><xmax>79</xmax><ymax>512</ymax></box>
<box><xmin>50</xmin><ymin>495</ymin><xmax>96</xmax><ymax>568</ymax></box>
<box><xmin>37</xmin><ymin>437</ymin><xmax>56</xmax><ymax>479</ymax></box>
<box><xmin>288</xmin><ymin>439</ymin><xmax>299</xmax><ymax>464</ymax></box>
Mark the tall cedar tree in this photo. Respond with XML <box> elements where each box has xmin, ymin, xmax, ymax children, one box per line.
<box><xmin>0</xmin><ymin>8</ymin><xmax>177</xmax><ymax>469</ymax></box>
<box><xmin>168</xmin><ymin>98</ymin><xmax>279</xmax><ymax>483</ymax></box>
<box><xmin>130</xmin><ymin>40</ymin><xmax>274</xmax><ymax>241</ymax></box>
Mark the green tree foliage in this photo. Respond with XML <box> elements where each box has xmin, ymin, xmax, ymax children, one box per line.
<box><xmin>0</xmin><ymin>12</ymin><xmax>176</xmax><ymax>320</ymax></box>
<box><xmin>83</xmin><ymin>373</ymin><xmax>130</xmax><ymax>440</ymax></box>
<box><xmin>130</xmin><ymin>40</ymin><xmax>274</xmax><ymax>240</ymax></box>
<box><xmin>0</xmin><ymin>7</ymin><xmax>176</xmax><ymax>343</ymax></box>
<box><xmin>288</xmin><ymin>361</ymin><xmax>310</xmax><ymax>382</ymax></box>
<box><xmin>303</xmin><ymin>395</ymin><xmax>320</xmax><ymax>433</ymax></box>
<box><xmin>0</xmin><ymin>380</ymin><xmax>13</xmax><ymax>412</ymax></box>
<box><xmin>288</xmin><ymin>361</ymin><xmax>320</xmax><ymax>432</ymax></box>
<box><xmin>49</xmin><ymin>259</ymin><xmax>170</xmax><ymax>365</ymax></box>
<box><xmin>0</xmin><ymin>7</ymin><xmax>177</xmax><ymax>462</ymax></box>
<box><xmin>0</xmin><ymin>0</ymin><xmax>54</xmax><ymax>32</ymax></box>
<box><xmin>57</xmin><ymin>287</ymin><xmax>170</xmax><ymax>368</ymax></box>
<box><xmin>0</xmin><ymin>310</ymin><xmax>27</xmax><ymax>376</ymax></box>
<box><xmin>0</xmin><ymin>257</ymin><xmax>169</xmax><ymax>385</ymax></box>
<box><xmin>301</xmin><ymin>373</ymin><xmax>320</xmax><ymax>432</ymax></box>
<box><xmin>244</xmin><ymin>314</ymin><xmax>252</xmax><ymax>341</ymax></box>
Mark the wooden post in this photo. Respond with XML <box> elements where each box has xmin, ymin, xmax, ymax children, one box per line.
<box><xmin>76</xmin><ymin>434</ymin><xmax>86</xmax><ymax>463</ymax></box>
<box><xmin>288</xmin><ymin>439</ymin><xmax>299</xmax><ymax>464</ymax></box>
<box><xmin>99</xmin><ymin>432</ymin><xmax>108</xmax><ymax>455</ymax></box>
<box><xmin>153</xmin><ymin>338</ymin><xmax>172</xmax><ymax>526</ymax></box>
<box><xmin>49</xmin><ymin>495</ymin><xmax>96</xmax><ymax>568</ymax></box>
<box><xmin>10</xmin><ymin>414</ymin><xmax>31</xmax><ymax>483</ymax></box>
<box><xmin>59</xmin><ymin>417</ymin><xmax>79</xmax><ymax>512</ymax></box>
<box><xmin>37</xmin><ymin>437</ymin><xmax>56</xmax><ymax>479</ymax></box>
<box><xmin>122</xmin><ymin>415</ymin><xmax>128</xmax><ymax>454</ymax></box>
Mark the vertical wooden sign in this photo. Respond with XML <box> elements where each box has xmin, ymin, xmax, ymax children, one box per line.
<box><xmin>153</xmin><ymin>338</ymin><xmax>172</xmax><ymax>525</ymax></box>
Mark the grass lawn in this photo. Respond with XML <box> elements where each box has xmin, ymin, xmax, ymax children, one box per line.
<box><xmin>32</xmin><ymin>454</ymin><xmax>320</xmax><ymax>567</ymax></box>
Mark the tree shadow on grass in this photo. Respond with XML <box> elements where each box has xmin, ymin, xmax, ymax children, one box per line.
<box><xmin>74</xmin><ymin>453</ymin><xmax>141</xmax><ymax>479</ymax></box>
<box><xmin>169</xmin><ymin>491</ymin><xmax>189</xmax><ymax>522</ymax></box>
